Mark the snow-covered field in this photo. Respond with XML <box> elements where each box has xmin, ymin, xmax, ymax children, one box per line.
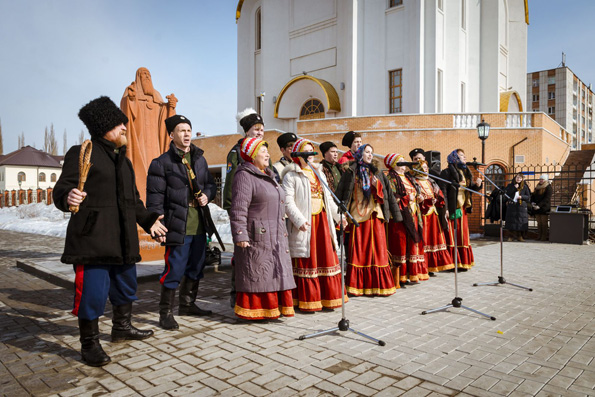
<box><xmin>0</xmin><ymin>203</ymin><xmax>233</xmax><ymax>244</ymax></box>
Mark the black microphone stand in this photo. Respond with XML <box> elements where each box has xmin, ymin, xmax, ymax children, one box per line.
<box><xmin>414</xmin><ymin>166</ymin><xmax>496</xmax><ymax>321</ymax></box>
<box><xmin>471</xmin><ymin>163</ymin><xmax>533</xmax><ymax>292</ymax></box>
<box><xmin>297</xmin><ymin>157</ymin><xmax>386</xmax><ymax>346</ymax></box>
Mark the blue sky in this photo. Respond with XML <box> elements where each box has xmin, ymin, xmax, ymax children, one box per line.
<box><xmin>0</xmin><ymin>0</ymin><xmax>593</xmax><ymax>154</ymax></box>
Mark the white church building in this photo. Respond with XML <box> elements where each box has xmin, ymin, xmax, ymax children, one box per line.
<box><xmin>235</xmin><ymin>0</ymin><xmax>529</xmax><ymax>133</ymax></box>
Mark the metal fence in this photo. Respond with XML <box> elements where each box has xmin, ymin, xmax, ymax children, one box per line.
<box><xmin>482</xmin><ymin>162</ymin><xmax>595</xmax><ymax>232</ymax></box>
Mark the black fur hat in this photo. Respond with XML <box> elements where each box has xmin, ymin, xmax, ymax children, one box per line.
<box><xmin>78</xmin><ymin>96</ymin><xmax>129</xmax><ymax>138</ymax></box>
<box><xmin>165</xmin><ymin>114</ymin><xmax>192</xmax><ymax>133</ymax></box>
<box><xmin>319</xmin><ymin>141</ymin><xmax>337</xmax><ymax>156</ymax></box>
<box><xmin>341</xmin><ymin>130</ymin><xmax>361</xmax><ymax>148</ymax></box>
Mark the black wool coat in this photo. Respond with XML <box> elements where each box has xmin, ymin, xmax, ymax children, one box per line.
<box><xmin>504</xmin><ymin>182</ymin><xmax>531</xmax><ymax>231</ymax></box>
<box><xmin>146</xmin><ymin>142</ymin><xmax>216</xmax><ymax>245</ymax></box>
<box><xmin>53</xmin><ymin>138</ymin><xmax>160</xmax><ymax>265</ymax></box>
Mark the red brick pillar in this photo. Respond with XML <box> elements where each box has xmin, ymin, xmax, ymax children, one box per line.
<box><xmin>46</xmin><ymin>188</ymin><xmax>53</xmax><ymax>205</ymax></box>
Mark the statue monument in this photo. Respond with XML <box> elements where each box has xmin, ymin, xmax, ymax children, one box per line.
<box><xmin>121</xmin><ymin>67</ymin><xmax>177</xmax><ymax>261</ymax></box>
<box><xmin>120</xmin><ymin>67</ymin><xmax>177</xmax><ymax>203</ymax></box>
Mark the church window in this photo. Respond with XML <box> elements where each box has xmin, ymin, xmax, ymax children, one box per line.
<box><xmin>300</xmin><ymin>99</ymin><xmax>325</xmax><ymax>120</ymax></box>
<box><xmin>485</xmin><ymin>164</ymin><xmax>506</xmax><ymax>193</ymax></box>
<box><xmin>18</xmin><ymin>172</ymin><xmax>26</xmax><ymax>182</ymax></box>
<box><xmin>39</xmin><ymin>172</ymin><xmax>46</xmax><ymax>182</ymax></box>
<box><xmin>389</xmin><ymin>69</ymin><xmax>402</xmax><ymax>113</ymax></box>
<box><xmin>389</xmin><ymin>0</ymin><xmax>403</xmax><ymax>7</ymax></box>
<box><xmin>255</xmin><ymin>8</ymin><xmax>262</xmax><ymax>51</ymax></box>
<box><xmin>51</xmin><ymin>173</ymin><xmax>57</xmax><ymax>182</ymax></box>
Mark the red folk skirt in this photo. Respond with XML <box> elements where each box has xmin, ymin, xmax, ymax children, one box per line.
<box><xmin>422</xmin><ymin>212</ymin><xmax>454</xmax><ymax>272</ymax></box>
<box><xmin>345</xmin><ymin>215</ymin><xmax>396</xmax><ymax>296</ymax></box>
<box><xmin>387</xmin><ymin>220</ymin><xmax>428</xmax><ymax>283</ymax></box>
<box><xmin>235</xmin><ymin>290</ymin><xmax>295</xmax><ymax>320</ymax></box>
<box><xmin>292</xmin><ymin>210</ymin><xmax>346</xmax><ymax>311</ymax></box>
<box><xmin>447</xmin><ymin>208</ymin><xmax>475</xmax><ymax>269</ymax></box>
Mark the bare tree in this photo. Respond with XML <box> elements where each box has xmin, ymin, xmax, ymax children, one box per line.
<box><xmin>0</xmin><ymin>117</ymin><xmax>4</xmax><ymax>155</ymax></box>
<box><xmin>18</xmin><ymin>132</ymin><xmax>25</xmax><ymax>148</ymax></box>
<box><xmin>43</xmin><ymin>127</ymin><xmax>49</xmax><ymax>152</ymax></box>
<box><xmin>79</xmin><ymin>129</ymin><xmax>85</xmax><ymax>145</ymax></box>
<box><xmin>63</xmin><ymin>129</ymin><xmax>68</xmax><ymax>154</ymax></box>
<box><xmin>43</xmin><ymin>124</ymin><xmax>58</xmax><ymax>155</ymax></box>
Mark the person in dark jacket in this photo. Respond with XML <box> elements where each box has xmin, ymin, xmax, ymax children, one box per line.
<box><xmin>531</xmin><ymin>174</ymin><xmax>553</xmax><ymax>241</ymax></box>
<box><xmin>319</xmin><ymin>141</ymin><xmax>343</xmax><ymax>192</ymax></box>
<box><xmin>53</xmin><ymin>96</ymin><xmax>167</xmax><ymax>367</ymax></box>
<box><xmin>438</xmin><ymin>149</ymin><xmax>482</xmax><ymax>270</ymax></box>
<box><xmin>335</xmin><ymin>144</ymin><xmax>402</xmax><ymax>296</ymax></box>
<box><xmin>146</xmin><ymin>115</ymin><xmax>217</xmax><ymax>330</ymax></box>
<box><xmin>504</xmin><ymin>173</ymin><xmax>532</xmax><ymax>241</ymax></box>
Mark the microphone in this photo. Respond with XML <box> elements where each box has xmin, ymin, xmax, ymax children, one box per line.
<box><xmin>395</xmin><ymin>161</ymin><xmax>418</xmax><ymax>167</ymax></box>
<box><xmin>291</xmin><ymin>151</ymin><xmax>318</xmax><ymax>158</ymax></box>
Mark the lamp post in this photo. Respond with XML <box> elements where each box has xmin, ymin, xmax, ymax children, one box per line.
<box><xmin>476</xmin><ymin>119</ymin><xmax>490</xmax><ymax>164</ymax></box>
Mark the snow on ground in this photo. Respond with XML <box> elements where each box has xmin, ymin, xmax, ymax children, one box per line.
<box><xmin>0</xmin><ymin>203</ymin><xmax>234</xmax><ymax>244</ymax></box>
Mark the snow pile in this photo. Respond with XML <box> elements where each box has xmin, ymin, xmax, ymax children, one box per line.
<box><xmin>0</xmin><ymin>203</ymin><xmax>69</xmax><ymax>237</ymax></box>
<box><xmin>0</xmin><ymin>202</ymin><xmax>234</xmax><ymax>244</ymax></box>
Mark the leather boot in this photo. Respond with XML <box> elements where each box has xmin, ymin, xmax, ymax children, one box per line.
<box><xmin>111</xmin><ymin>303</ymin><xmax>154</xmax><ymax>342</ymax></box>
<box><xmin>178</xmin><ymin>276</ymin><xmax>212</xmax><ymax>316</ymax></box>
<box><xmin>159</xmin><ymin>285</ymin><xmax>179</xmax><ymax>330</ymax></box>
<box><xmin>79</xmin><ymin>318</ymin><xmax>111</xmax><ymax>367</ymax></box>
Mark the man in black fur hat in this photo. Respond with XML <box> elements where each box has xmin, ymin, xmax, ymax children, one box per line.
<box><xmin>338</xmin><ymin>130</ymin><xmax>362</xmax><ymax>165</ymax></box>
<box><xmin>146</xmin><ymin>114</ymin><xmax>217</xmax><ymax>330</ymax></box>
<box><xmin>54</xmin><ymin>96</ymin><xmax>167</xmax><ymax>367</ymax></box>
<box><xmin>273</xmin><ymin>131</ymin><xmax>298</xmax><ymax>177</ymax></box>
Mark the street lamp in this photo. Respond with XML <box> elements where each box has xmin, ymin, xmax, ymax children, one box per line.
<box><xmin>476</xmin><ymin>119</ymin><xmax>490</xmax><ymax>164</ymax></box>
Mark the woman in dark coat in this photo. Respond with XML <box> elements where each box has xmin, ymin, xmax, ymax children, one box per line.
<box><xmin>504</xmin><ymin>173</ymin><xmax>532</xmax><ymax>241</ymax></box>
<box><xmin>335</xmin><ymin>144</ymin><xmax>402</xmax><ymax>296</ymax></box>
<box><xmin>230</xmin><ymin>137</ymin><xmax>296</xmax><ymax>320</ymax></box>
<box><xmin>531</xmin><ymin>174</ymin><xmax>553</xmax><ymax>241</ymax></box>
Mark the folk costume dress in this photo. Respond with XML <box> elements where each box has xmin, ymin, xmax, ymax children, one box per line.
<box><xmin>230</xmin><ymin>138</ymin><xmax>296</xmax><ymax>320</ymax></box>
<box><xmin>282</xmin><ymin>139</ymin><xmax>346</xmax><ymax>312</ymax></box>
<box><xmin>384</xmin><ymin>154</ymin><xmax>428</xmax><ymax>284</ymax></box>
<box><xmin>335</xmin><ymin>145</ymin><xmax>401</xmax><ymax>296</ymax></box>
<box><xmin>412</xmin><ymin>163</ymin><xmax>454</xmax><ymax>273</ymax></box>
<box><xmin>439</xmin><ymin>151</ymin><xmax>481</xmax><ymax>270</ymax></box>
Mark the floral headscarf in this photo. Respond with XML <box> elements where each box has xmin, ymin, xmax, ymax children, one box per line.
<box><xmin>447</xmin><ymin>149</ymin><xmax>466</xmax><ymax>169</ymax></box>
<box><xmin>355</xmin><ymin>144</ymin><xmax>373</xmax><ymax>199</ymax></box>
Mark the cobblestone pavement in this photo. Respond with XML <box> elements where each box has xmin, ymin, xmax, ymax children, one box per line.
<box><xmin>1</xmin><ymin>229</ymin><xmax>594</xmax><ymax>396</ymax></box>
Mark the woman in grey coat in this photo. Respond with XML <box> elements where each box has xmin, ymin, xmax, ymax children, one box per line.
<box><xmin>230</xmin><ymin>137</ymin><xmax>296</xmax><ymax>320</ymax></box>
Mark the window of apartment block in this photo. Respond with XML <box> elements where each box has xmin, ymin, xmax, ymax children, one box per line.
<box><xmin>437</xmin><ymin>69</ymin><xmax>443</xmax><ymax>112</ymax></box>
<box><xmin>51</xmin><ymin>173</ymin><xmax>57</xmax><ymax>182</ymax></box>
<box><xmin>532</xmin><ymin>79</ymin><xmax>539</xmax><ymax>87</ymax></box>
<box><xmin>548</xmin><ymin>91</ymin><xmax>555</xmax><ymax>100</ymax></box>
<box><xmin>389</xmin><ymin>69</ymin><xmax>403</xmax><ymax>113</ymax></box>
<box><xmin>548</xmin><ymin>76</ymin><xmax>555</xmax><ymax>85</ymax></box>
<box><xmin>548</xmin><ymin>107</ymin><xmax>555</xmax><ymax>114</ymax></box>
<box><xmin>255</xmin><ymin>8</ymin><xmax>262</xmax><ymax>51</ymax></box>
<box><xmin>461</xmin><ymin>0</ymin><xmax>466</xmax><ymax>29</ymax></box>
<box><xmin>389</xmin><ymin>0</ymin><xmax>403</xmax><ymax>7</ymax></box>
<box><xmin>39</xmin><ymin>172</ymin><xmax>46</xmax><ymax>182</ymax></box>
<box><xmin>460</xmin><ymin>82</ymin><xmax>466</xmax><ymax>112</ymax></box>
<box><xmin>532</xmin><ymin>94</ymin><xmax>539</xmax><ymax>102</ymax></box>
<box><xmin>300</xmin><ymin>99</ymin><xmax>325</xmax><ymax>120</ymax></box>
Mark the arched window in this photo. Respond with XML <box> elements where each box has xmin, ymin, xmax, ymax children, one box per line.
<box><xmin>39</xmin><ymin>172</ymin><xmax>46</xmax><ymax>182</ymax></box>
<box><xmin>17</xmin><ymin>172</ymin><xmax>26</xmax><ymax>183</ymax></box>
<box><xmin>300</xmin><ymin>99</ymin><xmax>325</xmax><ymax>120</ymax></box>
<box><xmin>51</xmin><ymin>173</ymin><xmax>57</xmax><ymax>182</ymax></box>
<box><xmin>485</xmin><ymin>164</ymin><xmax>506</xmax><ymax>193</ymax></box>
<box><xmin>255</xmin><ymin>7</ymin><xmax>261</xmax><ymax>51</ymax></box>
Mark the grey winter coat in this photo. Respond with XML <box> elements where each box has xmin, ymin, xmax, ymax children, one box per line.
<box><xmin>230</xmin><ymin>162</ymin><xmax>296</xmax><ymax>293</ymax></box>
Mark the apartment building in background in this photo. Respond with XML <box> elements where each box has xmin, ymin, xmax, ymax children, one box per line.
<box><xmin>527</xmin><ymin>66</ymin><xmax>594</xmax><ymax>150</ymax></box>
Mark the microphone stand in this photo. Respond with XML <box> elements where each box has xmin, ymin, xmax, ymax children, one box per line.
<box><xmin>413</xmin><ymin>167</ymin><xmax>496</xmax><ymax>321</ymax></box>
<box><xmin>297</xmin><ymin>157</ymin><xmax>386</xmax><ymax>346</ymax></box>
<box><xmin>471</xmin><ymin>164</ymin><xmax>533</xmax><ymax>292</ymax></box>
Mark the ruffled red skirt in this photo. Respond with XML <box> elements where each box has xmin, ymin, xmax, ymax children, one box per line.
<box><xmin>292</xmin><ymin>210</ymin><xmax>347</xmax><ymax>311</ymax></box>
<box><xmin>422</xmin><ymin>212</ymin><xmax>454</xmax><ymax>272</ymax></box>
<box><xmin>345</xmin><ymin>215</ymin><xmax>396</xmax><ymax>296</ymax></box>
<box><xmin>387</xmin><ymin>220</ymin><xmax>428</xmax><ymax>282</ymax></box>
<box><xmin>447</xmin><ymin>208</ymin><xmax>475</xmax><ymax>269</ymax></box>
<box><xmin>234</xmin><ymin>290</ymin><xmax>295</xmax><ymax>320</ymax></box>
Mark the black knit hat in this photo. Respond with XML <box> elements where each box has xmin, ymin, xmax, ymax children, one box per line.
<box><xmin>319</xmin><ymin>141</ymin><xmax>337</xmax><ymax>156</ymax></box>
<box><xmin>341</xmin><ymin>130</ymin><xmax>361</xmax><ymax>148</ymax></box>
<box><xmin>409</xmin><ymin>148</ymin><xmax>425</xmax><ymax>160</ymax></box>
<box><xmin>78</xmin><ymin>96</ymin><xmax>129</xmax><ymax>138</ymax></box>
<box><xmin>165</xmin><ymin>114</ymin><xmax>192</xmax><ymax>133</ymax></box>
<box><xmin>277</xmin><ymin>132</ymin><xmax>298</xmax><ymax>149</ymax></box>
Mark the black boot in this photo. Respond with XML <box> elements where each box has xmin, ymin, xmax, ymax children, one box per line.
<box><xmin>79</xmin><ymin>318</ymin><xmax>111</xmax><ymax>367</ymax></box>
<box><xmin>159</xmin><ymin>285</ymin><xmax>179</xmax><ymax>330</ymax></box>
<box><xmin>111</xmin><ymin>303</ymin><xmax>154</xmax><ymax>342</ymax></box>
<box><xmin>178</xmin><ymin>276</ymin><xmax>212</xmax><ymax>316</ymax></box>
